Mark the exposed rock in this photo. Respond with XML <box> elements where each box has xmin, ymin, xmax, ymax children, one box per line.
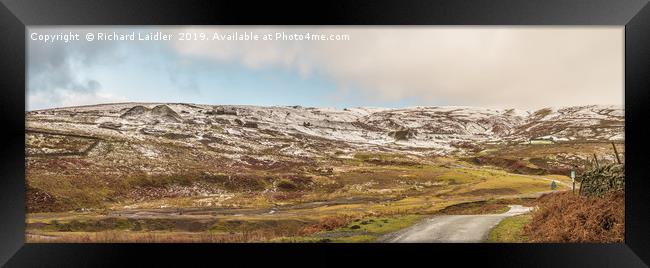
<box><xmin>316</xmin><ymin>167</ymin><xmax>334</xmax><ymax>175</ymax></box>
<box><xmin>579</xmin><ymin>164</ymin><xmax>624</xmax><ymax>197</ymax></box>
<box><xmin>150</xmin><ymin>105</ymin><xmax>182</xmax><ymax>122</ymax></box>
<box><xmin>120</xmin><ymin>105</ymin><xmax>148</xmax><ymax>118</ymax></box>
<box><xmin>212</xmin><ymin>118</ymin><xmax>231</xmax><ymax>125</ymax></box>
<box><xmin>162</xmin><ymin>132</ymin><xmax>194</xmax><ymax>140</ymax></box>
<box><xmin>389</xmin><ymin>129</ymin><xmax>417</xmax><ymax>141</ymax></box>
<box><xmin>243</xmin><ymin>121</ymin><xmax>258</xmax><ymax>128</ymax></box>
<box><xmin>213</xmin><ymin>106</ymin><xmax>238</xmax><ymax>115</ymax></box>
<box><xmin>233</xmin><ymin>118</ymin><xmax>258</xmax><ymax>128</ymax></box>
<box><xmin>98</xmin><ymin>122</ymin><xmax>122</xmax><ymax>130</ymax></box>
<box><xmin>139</xmin><ymin>128</ymin><xmax>167</xmax><ymax>136</ymax></box>
<box><xmin>120</xmin><ymin>105</ymin><xmax>181</xmax><ymax>123</ymax></box>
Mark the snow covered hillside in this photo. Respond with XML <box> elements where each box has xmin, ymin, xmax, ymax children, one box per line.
<box><xmin>26</xmin><ymin>103</ymin><xmax>624</xmax><ymax>158</ymax></box>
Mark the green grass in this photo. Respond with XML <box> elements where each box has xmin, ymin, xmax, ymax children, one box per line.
<box><xmin>343</xmin><ymin>215</ymin><xmax>423</xmax><ymax>234</ymax></box>
<box><xmin>268</xmin><ymin>214</ymin><xmax>425</xmax><ymax>243</ymax></box>
<box><xmin>332</xmin><ymin>235</ymin><xmax>377</xmax><ymax>243</ymax></box>
<box><xmin>302</xmin><ymin>214</ymin><xmax>425</xmax><ymax>243</ymax></box>
<box><xmin>268</xmin><ymin>236</ymin><xmax>326</xmax><ymax>243</ymax></box>
<box><xmin>436</xmin><ymin>200</ymin><xmax>510</xmax><ymax>215</ymax></box>
<box><xmin>353</xmin><ymin>152</ymin><xmax>405</xmax><ymax>161</ymax></box>
<box><xmin>487</xmin><ymin>214</ymin><xmax>532</xmax><ymax>243</ymax></box>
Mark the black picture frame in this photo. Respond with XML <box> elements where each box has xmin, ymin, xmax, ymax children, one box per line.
<box><xmin>1</xmin><ymin>0</ymin><xmax>649</xmax><ymax>267</ymax></box>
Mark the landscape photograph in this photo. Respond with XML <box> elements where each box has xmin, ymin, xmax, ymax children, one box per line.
<box><xmin>25</xmin><ymin>26</ymin><xmax>624</xmax><ymax>243</ymax></box>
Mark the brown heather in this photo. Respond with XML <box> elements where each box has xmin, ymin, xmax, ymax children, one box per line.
<box><xmin>525</xmin><ymin>191</ymin><xmax>624</xmax><ymax>243</ymax></box>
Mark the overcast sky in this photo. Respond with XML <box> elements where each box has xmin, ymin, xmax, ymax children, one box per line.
<box><xmin>27</xmin><ymin>26</ymin><xmax>623</xmax><ymax>111</ymax></box>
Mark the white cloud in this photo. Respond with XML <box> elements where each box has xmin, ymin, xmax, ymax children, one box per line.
<box><xmin>28</xmin><ymin>26</ymin><xmax>623</xmax><ymax>110</ymax></box>
<box><xmin>170</xmin><ymin>26</ymin><xmax>623</xmax><ymax>109</ymax></box>
<box><xmin>27</xmin><ymin>27</ymin><xmax>129</xmax><ymax>110</ymax></box>
<box><xmin>27</xmin><ymin>89</ymin><xmax>126</xmax><ymax>110</ymax></box>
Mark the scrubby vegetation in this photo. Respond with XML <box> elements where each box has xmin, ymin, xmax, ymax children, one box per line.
<box><xmin>524</xmin><ymin>191</ymin><xmax>624</xmax><ymax>243</ymax></box>
<box><xmin>299</xmin><ymin>215</ymin><xmax>352</xmax><ymax>235</ymax></box>
<box><xmin>488</xmin><ymin>161</ymin><xmax>625</xmax><ymax>243</ymax></box>
<box><xmin>25</xmin><ymin>155</ymin><xmax>575</xmax><ymax>243</ymax></box>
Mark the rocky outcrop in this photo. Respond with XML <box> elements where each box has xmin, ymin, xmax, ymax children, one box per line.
<box><xmin>150</xmin><ymin>105</ymin><xmax>182</xmax><ymax>123</ymax></box>
<box><xmin>98</xmin><ymin>122</ymin><xmax>123</xmax><ymax>130</ymax></box>
<box><xmin>120</xmin><ymin>105</ymin><xmax>148</xmax><ymax>118</ymax></box>
<box><xmin>212</xmin><ymin>106</ymin><xmax>238</xmax><ymax>115</ymax></box>
<box><xmin>389</xmin><ymin>128</ymin><xmax>417</xmax><ymax>141</ymax></box>
<box><xmin>234</xmin><ymin>118</ymin><xmax>258</xmax><ymax>128</ymax></box>
<box><xmin>120</xmin><ymin>105</ymin><xmax>181</xmax><ymax>123</ymax></box>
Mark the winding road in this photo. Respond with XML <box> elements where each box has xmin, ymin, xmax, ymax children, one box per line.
<box><xmin>380</xmin><ymin>205</ymin><xmax>532</xmax><ymax>243</ymax></box>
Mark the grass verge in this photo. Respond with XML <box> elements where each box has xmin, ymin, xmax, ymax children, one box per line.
<box><xmin>271</xmin><ymin>214</ymin><xmax>424</xmax><ymax>243</ymax></box>
<box><xmin>487</xmin><ymin>214</ymin><xmax>532</xmax><ymax>243</ymax></box>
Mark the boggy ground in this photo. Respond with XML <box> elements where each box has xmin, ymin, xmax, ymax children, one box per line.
<box><xmin>27</xmin><ymin>147</ymin><xmax>577</xmax><ymax>243</ymax></box>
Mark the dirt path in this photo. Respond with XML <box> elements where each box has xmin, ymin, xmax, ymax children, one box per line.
<box><xmin>380</xmin><ymin>205</ymin><xmax>532</xmax><ymax>243</ymax></box>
